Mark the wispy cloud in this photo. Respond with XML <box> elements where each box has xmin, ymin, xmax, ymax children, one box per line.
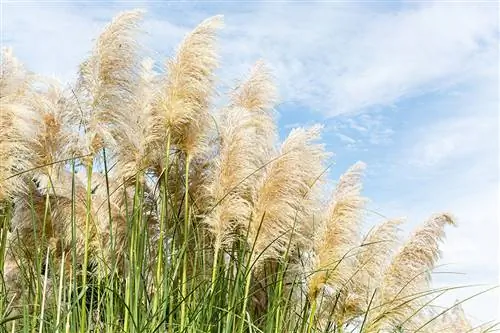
<box><xmin>5</xmin><ymin>2</ymin><xmax>497</xmax><ymax>116</ymax></box>
<box><xmin>211</xmin><ymin>2</ymin><xmax>498</xmax><ymax>115</ymax></box>
<box><xmin>409</xmin><ymin>113</ymin><xmax>497</xmax><ymax>168</ymax></box>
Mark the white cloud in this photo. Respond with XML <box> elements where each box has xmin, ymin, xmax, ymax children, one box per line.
<box><xmin>4</xmin><ymin>3</ymin><xmax>497</xmax><ymax>116</ymax></box>
<box><xmin>336</xmin><ymin>133</ymin><xmax>356</xmax><ymax>145</ymax></box>
<box><xmin>327</xmin><ymin>112</ymin><xmax>395</xmax><ymax>150</ymax></box>
<box><xmin>212</xmin><ymin>2</ymin><xmax>498</xmax><ymax>115</ymax></box>
<box><xmin>409</xmin><ymin>113</ymin><xmax>497</xmax><ymax>168</ymax></box>
<box><xmin>2</xmin><ymin>4</ymin><xmax>103</xmax><ymax>81</ymax></box>
<box><xmin>327</xmin><ymin>4</ymin><xmax>497</xmax><ymax>114</ymax></box>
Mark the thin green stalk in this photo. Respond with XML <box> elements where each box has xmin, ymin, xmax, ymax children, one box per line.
<box><xmin>167</xmin><ymin>231</ymin><xmax>179</xmax><ymax>333</ymax></box>
<box><xmin>210</xmin><ymin>246</ymin><xmax>220</xmax><ymax>295</ymax></box>
<box><xmin>154</xmin><ymin>132</ymin><xmax>170</xmax><ymax>332</ymax></box>
<box><xmin>168</xmin><ymin>255</ymin><xmax>176</xmax><ymax>333</ymax></box>
<box><xmin>80</xmin><ymin>163</ymin><xmax>93</xmax><ymax>333</ymax></box>
<box><xmin>125</xmin><ymin>180</ymin><xmax>141</xmax><ymax>333</ymax></box>
<box><xmin>29</xmin><ymin>188</ymin><xmax>42</xmax><ymax>333</ymax></box>
<box><xmin>133</xmin><ymin>177</ymin><xmax>145</xmax><ymax>329</ymax></box>
<box><xmin>273</xmin><ymin>264</ymin><xmax>286</xmax><ymax>333</ymax></box>
<box><xmin>179</xmin><ymin>153</ymin><xmax>191</xmax><ymax>332</ymax></box>
<box><xmin>124</xmin><ymin>275</ymin><xmax>131</xmax><ymax>332</ymax></box>
<box><xmin>38</xmin><ymin>249</ymin><xmax>50</xmax><ymax>333</ymax></box>
<box><xmin>307</xmin><ymin>299</ymin><xmax>317</xmax><ymax>333</ymax></box>
<box><xmin>102</xmin><ymin>148</ymin><xmax>115</xmax><ymax>333</ymax></box>
<box><xmin>224</xmin><ymin>245</ymin><xmax>239</xmax><ymax>333</ymax></box>
<box><xmin>238</xmin><ymin>257</ymin><xmax>253</xmax><ymax>333</ymax></box>
<box><xmin>0</xmin><ymin>204</ymin><xmax>11</xmax><ymax>275</ymax></box>
<box><xmin>55</xmin><ymin>252</ymin><xmax>66</xmax><ymax>333</ymax></box>
<box><xmin>205</xmin><ymin>244</ymin><xmax>220</xmax><ymax>332</ymax></box>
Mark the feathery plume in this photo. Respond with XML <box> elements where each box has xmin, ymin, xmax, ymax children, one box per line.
<box><xmin>204</xmin><ymin>62</ymin><xmax>277</xmax><ymax>252</ymax></box>
<box><xmin>358</xmin><ymin>219</ymin><xmax>403</xmax><ymax>291</ymax></box>
<box><xmin>31</xmin><ymin>170</ymin><xmax>97</xmax><ymax>260</ymax></box>
<box><xmin>248</xmin><ymin>125</ymin><xmax>328</xmax><ymax>268</ymax></box>
<box><xmin>449</xmin><ymin>302</ymin><xmax>473</xmax><ymax>332</ymax></box>
<box><xmin>0</xmin><ymin>103</ymin><xmax>39</xmax><ymax>202</ymax></box>
<box><xmin>76</xmin><ymin>9</ymin><xmax>144</xmax><ymax>161</ymax></box>
<box><xmin>151</xmin><ymin>15</ymin><xmax>223</xmax><ymax>158</ymax></box>
<box><xmin>425</xmin><ymin>301</ymin><xmax>474</xmax><ymax>333</ymax></box>
<box><xmin>345</xmin><ymin>219</ymin><xmax>403</xmax><ymax>318</ymax></box>
<box><xmin>0</xmin><ymin>47</ymin><xmax>32</xmax><ymax>101</ymax></box>
<box><xmin>0</xmin><ymin>49</ymin><xmax>38</xmax><ymax>202</ymax></box>
<box><xmin>366</xmin><ymin>213</ymin><xmax>455</xmax><ymax>332</ymax></box>
<box><xmin>204</xmin><ymin>108</ymin><xmax>262</xmax><ymax>251</ymax></box>
<box><xmin>231</xmin><ymin>60</ymin><xmax>277</xmax><ymax>115</ymax></box>
<box><xmin>229</xmin><ymin>61</ymin><xmax>277</xmax><ymax>153</ymax></box>
<box><xmin>111</xmin><ymin>57</ymin><xmax>159</xmax><ymax>184</ymax></box>
<box><xmin>29</xmin><ymin>84</ymin><xmax>78</xmax><ymax>180</ymax></box>
<box><xmin>307</xmin><ymin>162</ymin><xmax>366</xmax><ymax>304</ymax></box>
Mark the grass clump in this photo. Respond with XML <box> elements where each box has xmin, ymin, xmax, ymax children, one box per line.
<box><xmin>0</xmin><ymin>9</ymin><xmax>496</xmax><ymax>333</ymax></box>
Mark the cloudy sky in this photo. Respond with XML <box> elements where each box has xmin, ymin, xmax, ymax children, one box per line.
<box><xmin>3</xmin><ymin>0</ymin><xmax>499</xmax><ymax>324</ymax></box>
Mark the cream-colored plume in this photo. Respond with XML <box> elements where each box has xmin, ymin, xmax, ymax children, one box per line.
<box><xmin>231</xmin><ymin>61</ymin><xmax>277</xmax><ymax>114</ymax></box>
<box><xmin>111</xmin><ymin>57</ymin><xmax>159</xmax><ymax>184</ymax></box>
<box><xmin>345</xmin><ymin>219</ymin><xmax>403</xmax><ymax>319</ymax></box>
<box><xmin>248</xmin><ymin>125</ymin><xmax>328</xmax><ymax>268</ymax></box>
<box><xmin>424</xmin><ymin>301</ymin><xmax>475</xmax><ymax>333</ymax></box>
<box><xmin>1</xmin><ymin>47</ymin><xmax>32</xmax><ymax>101</ymax></box>
<box><xmin>301</xmin><ymin>162</ymin><xmax>366</xmax><ymax>328</ymax></box>
<box><xmin>76</xmin><ymin>9</ymin><xmax>144</xmax><ymax>161</ymax></box>
<box><xmin>0</xmin><ymin>103</ymin><xmax>39</xmax><ymax>202</ymax></box>
<box><xmin>204</xmin><ymin>62</ymin><xmax>277</xmax><ymax>253</ymax></box>
<box><xmin>0</xmin><ymin>49</ymin><xmax>38</xmax><ymax>202</ymax></box>
<box><xmin>308</xmin><ymin>162</ymin><xmax>366</xmax><ymax>300</ymax></box>
<box><xmin>29</xmin><ymin>84</ymin><xmax>78</xmax><ymax>181</ymax></box>
<box><xmin>151</xmin><ymin>15</ymin><xmax>223</xmax><ymax>159</ymax></box>
<box><xmin>365</xmin><ymin>213</ymin><xmax>455</xmax><ymax>332</ymax></box>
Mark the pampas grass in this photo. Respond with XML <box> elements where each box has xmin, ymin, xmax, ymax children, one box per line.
<box><xmin>305</xmin><ymin>162</ymin><xmax>366</xmax><ymax>321</ymax></box>
<box><xmin>0</xmin><ymin>103</ymin><xmax>38</xmax><ymax>202</ymax></box>
<box><xmin>365</xmin><ymin>213</ymin><xmax>456</xmax><ymax>332</ymax></box>
<box><xmin>1</xmin><ymin>47</ymin><xmax>32</xmax><ymax>102</ymax></box>
<box><xmin>0</xmin><ymin>10</ymin><xmax>494</xmax><ymax>333</ymax></box>
<box><xmin>204</xmin><ymin>62</ymin><xmax>277</xmax><ymax>256</ymax></box>
<box><xmin>349</xmin><ymin>219</ymin><xmax>403</xmax><ymax>316</ymax></box>
<box><xmin>249</xmin><ymin>125</ymin><xmax>328</xmax><ymax>268</ymax></box>
<box><xmin>152</xmin><ymin>15</ymin><xmax>223</xmax><ymax>159</ymax></box>
<box><xmin>76</xmin><ymin>9</ymin><xmax>144</xmax><ymax>162</ymax></box>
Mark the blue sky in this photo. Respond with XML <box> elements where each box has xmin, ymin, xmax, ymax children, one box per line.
<box><xmin>2</xmin><ymin>0</ymin><xmax>499</xmax><ymax>324</ymax></box>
